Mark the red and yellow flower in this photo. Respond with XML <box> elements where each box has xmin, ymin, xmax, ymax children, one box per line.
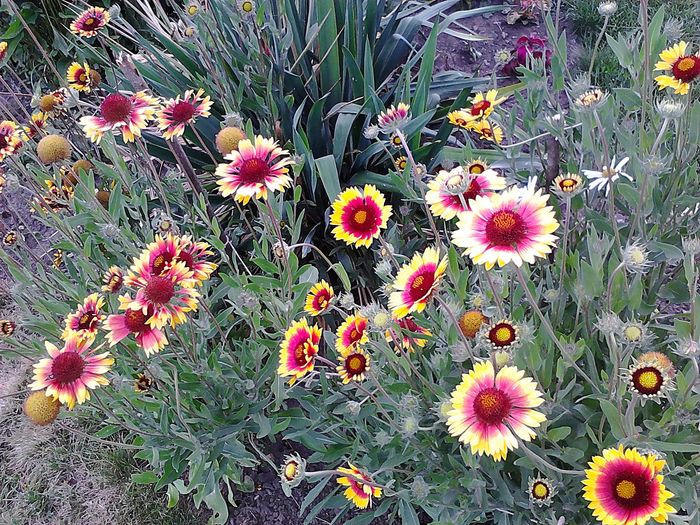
<box><xmin>330</xmin><ymin>185</ymin><xmax>391</xmax><ymax>248</ymax></box>
<box><xmin>448</xmin><ymin>90</ymin><xmax>507</xmax><ymax>126</ymax></box>
<box><xmin>176</xmin><ymin>236</ymin><xmax>217</xmax><ymax>285</ymax></box>
<box><xmin>452</xmin><ymin>187</ymin><xmax>559</xmax><ymax>269</ymax></box>
<box><xmin>0</xmin><ymin>120</ymin><xmax>22</xmax><ymax>160</ymax></box>
<box><xmin>216</xmin><ymin>135</ymin><xmax>293</xmax><ymax>204</ymax></box>
<box><xmin>304</xmin><ymin>280</ymin><xmax>334</xmax><ymax>316</ymax></box>
<box><xmin>447</xmin><ymin>361</ymin><xmax>546</xmax><ymax>461</ymax></box>
<box><xmin>336</xmin><ymin>314</ymin><xmax>368</xmax><ymax>354</ymax></box>
<box><xmin>157</xmin><ymin>89</ymin><xmax>213</xmax><ymax>140</ymax></box>
<box><xmin>29</xmin><ymin>334</ymin><xmax>114</xmax><ymax>409</ymax></box>
<box><xmin>0</xmin><ymin>41</ymin><xmax>7</xmax><ymax>62</ymax></box>
<box><xmin>336</xmin><ymin>346</ymin><xmax>370</xmax><ymax>383</ymax></box>
<box><xmin>377</xmin><ymin>103</ymin><xmax>410</xmax><ymax>133</ymax></box>
<box><xmin>336</xmin><ymin>463</ymin><xmax>382</xmax><ymax>509</ymax></box>
<box><xmin>62</xmin><ymin>293</ymin><xmax>105</xmax><ymax>342</ymax></box>
<box><xmin>467</xmin><ymin>119</ymin><xmax>504</xmax><ymax>144</ymax></box>
<box><xmin>654</xmin><ymin>41</ymin><xmax>700</xmax><ymax>95</ymax></box>
<box><xmin>388</xmin><ymin>247</ymin><xmax>447</xmax><ymax>319</ymax></box>
<box><xmin>66</xmin><ymin>62</ymin><xmax>96</xmax><ymax>92</ymax></box>
<box><xmin>582</xmin><ymin>446</ymin><xmax>675</xmax><ymax>525</ymax></box>
<box><xmin>277</xmin><ymin>318</ymin><xmax>321</xmax><ymax>385</ymax></box>
<box><xmin>70</xmin><ymin>7</ymin><xmax>111</xmax><ymax>37</ymax></box>
<box><xmin>102</xmin><ymin>266</ymin><xmax>124</xmax><ymax>293</ymax></box>
<box><xmin>386</xmin><ymin>316</ymin><xmax>432</xmax><ymax>352</ymax></box>
<box><xmin>26</xmin><ymin>112</ymin><xmax>48</xmax><ymax>140</ymax></box>
<box><xmin>426</xmin><ymin>166</ymin><xmax>506</xmax><ymax>220</ymax></box>
<box><xmin>103</xmin><ymin>296</ymin><xmax>168</xmax><ymax>357</ymax></box>
<box><xmin>124</xmin><ymin>248</ymin><xmax>199</xmax><ymax>330</ymax></box>
<box><xmin>81</xmin><ymin>92</ymin><xmax>159</xmax><ymax>144</ymax></box>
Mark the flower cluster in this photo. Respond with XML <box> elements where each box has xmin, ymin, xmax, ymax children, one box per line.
<box><xmin>448</xmin><ymin>90</ymin><xmax>507</xmax><ymax>144</ymax></box>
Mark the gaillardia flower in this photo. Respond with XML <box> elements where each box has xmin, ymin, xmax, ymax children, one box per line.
<box><xmin>426</xmin><ymin>166</ymin><xmax>506</xmax><ymax>220</ymax></box>
<box><xmin>0</xmin><ymin>120</ymin><xmax>22</xmax><ymax>161</ymax></box>
<box><xmin>387</xmin><ymin>316</ymin><xmax>432</xmax><ymax>352</ymax></box>
<box><xmin>125</xmin><ymin>250</ymin><xmax>199</xmax><ymax>329</ymax></box>
<box><xmin>468</xmin><ymin>119</ymin><xmax>504</xmax><ymax>144</ymax></box>
<box><xmin>654</xmin><ymin>41</ymin><xmax>700</xmax><ymax>95</ymax></box>
<box><xmin>134</xmin><ymin>372</ymin><xmax>153</xmax><ymax>393</ymax></box>
<box><xmin>1</xmin><ymin>319</ymin><xmax>16</xmax><ymax>336</ymax></box>
<box><xmin>449</xmin><ymin>90</ymin><xmax>507</xmax><ymax>125</ymax></box>
<box><xmin>278</xmin><ymin>318</ymin><xmax>321</xmax><ymax>385</ymax></box>
<box><xmin>104</xmin><ymin>296</ymin><xmax>168</xmax><ymax>356</ymax></box>
<box><xmin>337</xmin><ymin>346</ymin><xmax>370</xmax><ymax>383</ymax></box>
<box><xmin>102</xmin><ymin>266</ymin><xmax>124</xmax><ymax>293</ymax></box>
<box><xmin>157</xmin><ymin>89</ymin><xmax>212</xmax><ymax>140</ymax></box>
<box><xmin>330</xmin><ymin>185</ymin><xmax>391</xmax><ymax>248</ymax></box>
<box><xmin>388</xmin><ymin>247</ymin><xmax>447</xmax><ymax>318</ymax></box>
<box><xmin>29</xmin><ymin>335</ymin><xmax>114</xmax><ymax>409</ymax></box>
<box><xmin>70</xmin><ymin>7</ymin><xmax>111</xmax><ymax>37</ymax></box>
<box><xmin>623</xmin><ymin>352</ymin><xmax>675</xmax><ymax>402</ymax></box>
<box><xmin>336</xmin><ymin>463</ymin><xmax>382</xmax><ymax>509</ymax></box>
<box><xmin>484</xmin><ymin>319</ymin><xmax>520</xmax><ymax>350</ymax></box>
<box><xmin>304</xmin><ymin>280</ymin><xmax>334</xmax><ymax>316</ymax></box>
<box><xmin>336</xmin><ymin>314</ymin><xmax>369</xmax><ymax>354</ymax></box>
<box><xmin>216</xmin><ymin>135</ymin><xmax>293</xmax><ymax>204</ymax></box>
<box><xmin>62</xmin><ymin>293</ymin><xmax>105</xmax><ymax>342</ymax></box>
<box><xmin>529</xmin><ymin>475</ymin><xmax>555</xmax><ymax>507</ymax></box>
<box><xmin>552</xmin><ymin>173</ymin><xmax>584</xmax><ymax>196</ymax></box>
<box><xmin>377</xmin><ymin>103</ymin><xmax>410</xmax><ymax>133</ymax></box>
<box><xmin>26</xmin><ymin>112</ymin><xmax>48</xmax><ymax>140</ymax></box>
<box><xmin>66</xmin><ymin>62</ymin><xmax>96</xmax><ymax>92</ymax></box>
<box><xmin>447</xmin><ymin>361</ymin><xmax>546</xmax><ymax>461</ymax></box>
<box><xmin>176</xmin><ymin>236</ymin><xmax>217</xmax><ymax>285</ymax></box>
<box><xmin>582</xmin><ymin>446</ymin><xmax>675</xmax><ymax>525</ymax></box>
<box><xmin>81</xmin><ymin>92</ymin><xmax>158</xmax><ymax>144</ymax></box>
<box><xmin>459</xmin><ymin>309</ymin><xmax>489</xmax><ymax>338</ymax></box>
<box><xmin>452</xmin><ymin>187</ymin><xmax>559</xmax><ymax>269</ymax></box>
<box><xmin>24</xmin><ymin>391</ymin><xmax>61</xmax><ymax>426</ymax></box>
<box><xmin>0</xmin><ymin>41</ymin><xmax>7</xmax><ymax>62</ymax></box>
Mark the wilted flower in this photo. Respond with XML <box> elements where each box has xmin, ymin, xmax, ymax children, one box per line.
<box><xmin>583</xmin><ymin>156</ymin><xmax>632</xmax><ymax>194</ymax></box>
<box><xmin>363</xmin><ymin>125</ymin><xmax>380</xmax><ymax>140</ymax></box>
<box><xmin>622</xmin><ymin>242</ymin><xmax>652</xmax><ymax>274</ymax></box>
<box><xmin>134</xmin><ymin>373</ymin><xmax>153</xmax><ymax>393</ymax></box>
<box><xmin>503</xmin><ymin>35</ymin><xmax>552</xmax><ymax>75</ymax></box>
<box><xmin>597</xmin><ymin>0</ymin><xmax>617</xmax><ymax>16</ymax></box>
<box><xmin>459</xmin><ymin>310</ymin><xmax>489</xmax><ymax>339</ymax></box>
<box><xmin>466</xmin><ymin>119</ymin><xmax>504</xmax><ymax>144</ymax></box>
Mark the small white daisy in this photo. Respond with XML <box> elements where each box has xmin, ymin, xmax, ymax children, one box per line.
<box><xmin>583</xmin><ymin>155</ymin><xmax>632</xmax><ymax>194</ymax></box>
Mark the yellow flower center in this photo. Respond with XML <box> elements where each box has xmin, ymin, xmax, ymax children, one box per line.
<box><xmin>638</xmin><ymin>370</ymin><xmax>660</xmax><ymax>389</ymax></box>
<box><xmin>677</xmin><ymin>57</ymin><xmax>695</xmax><ymax>72</ymax></box>
<box><xmin>601</xmin><ymin>167</ymin><xmax>617</xmax><ymax>178</ymax></box>
<box><xmin>284</xmin><ymin>462</ymin><xmax>298</xmax><ymax>480</ymax></box>
<box><xmin>469</xmin><ymin>164</ymin><xmax>485</xmax><ymax>174</ymax></box>
<box><xmin>532</xmin><ymin>482</ymin><xmax>549</xmax><ymax>498</ymax></box>
<box><xmin>628</xmin><ymin>248</ymin><xmax>645</xmax><ymax>264</ymax></box>
<box><xmin>412</xmin><ymin>275</ymin><xmax>425</xmax><ymax>289</ymax></box>
<box><xmin>494</xmin><ymin>326</ymin><xmax>512</xmax><ymax>342</ymax></box>
<box><xmin>354</xmin><ymin>210</ymin><xmax>367</xmax><ymax>224</ymax></box>
<box><xmin>615</xmin><ymin>480</ymin><xmax>636</xmax><ymax>499</ymax></box>
<box><xmin>242</xmin><ymin>1</ymin><xmax>254</xmax><ymax>12</ymax></box>
<box><xmin>560</xmin><ymin>178</ymin><xmax>576</xmax><ymax>190</ymax></box>
<box><xmin>348</xmin><ymin>356</ymin><xmax>363</xmax><ymax>371</ymax></box>
<box><xmin>624</xmin><ymin>325</ymin><xmax>642</xmax><ymax>341</ymax></box>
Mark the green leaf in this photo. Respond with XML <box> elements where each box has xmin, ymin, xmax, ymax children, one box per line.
<box><xmin>132</xmin><ymin>471</ymin><xmax>159</xmax><ymax>485</ymax></box>
<box><xmin>315</xmin><ymin>155</ymin><xmax>342</xmax><ymax>201</ymax></box>
<box><xmin>599</xmin><ymin>399</ymin><xmax>625</xmax><ymax>441</ymax></box>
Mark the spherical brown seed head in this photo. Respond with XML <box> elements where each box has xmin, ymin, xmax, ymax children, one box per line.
<box><xmin>72</xmin><ymin>159</ymin><xmax>94</xmax><ymax>176</ymax></box>
<box><xmin>88</xmin><ymin>69</ymin><xmax>102</xmax><ymax>86</ymax></box>
<box><xmin>23</xmin><ymin>391</ymin><xmax>61</xmax><ymax>426</ymax></box>
<box><xmin>39</xmin><ymin>94</ymin><xmax>58</xmax><ymax>112</ymax></box>
<box><xmin>96</xmin><ymin>190</ymin><xmax>110</xmax><ymax>209</ymax></box>
<box><xmin>37</xmin><ymin>134</ymin><xmax>71</xmax><ymax>164</ymax></box>
<box><xmin>215</xmin><ymin>126</ymin><xmax>245</xmax><ymax>155</ymax></box>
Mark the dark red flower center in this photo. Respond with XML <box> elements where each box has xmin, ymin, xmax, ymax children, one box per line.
<box><xmin>1</xmin><ymin>321</ymin><xmax>15</xmax><ymax>335</ymax></box>
<box><xmin>485</xmin><ymin>210</ymin><xmax>526</xmax><ymax>246</ymax></box>
<box><xmin>100</xmin><ymin>93</ymin><xmax>133</xmax><ymax>124</ymax></box>
<box><xmin>293</xmin><ymin>340</ymin><xmax>314</xmax><ymax>366</ymax></box>
<box><xmin>488</xmin><ymin>322</ymin><xmax>517</xmax><ymax>347</ymax></box>
<box><xmin>125</xmin><ymin>308</ymin><xmax>149</xmax><ymax>333</ymax></box>
<box><xmin>468</xmin><ymin>163</ymin><xmax>485</xmax><ymax>174</ymax></box>
<box><xmin>407</xmin><ymin>268</ymin><xmax>436</xmax><ymax>302</ymax></box>
<box><xmin>151</xmin><ymin>253</ymin><xmax>173</xmax><ymax>275</ymax></box>
<box><xmin>313</xmin><ymin>290</ymin><xmax>331</xmax><ymax>311</ymax></box>
<box><xmin>399</xmin><ymin>317</ymin><xmax>420</xmax><ymax>332</ymax></box>
<box><xmin>558</xmin><ymin>178</ymin><xmax>578</xmax><ymax>192</ymax></box>
<box><xmin>450</xmin><ymin>179</ymin><xmax>482</xmax><ymax>209</ymax></box>
<box><xmin>610</xmin><ymin>473</ymin><xmax>652</xmax><ymax>509</ymax></box>
<box><xmin>51</xmin><ymin>351</ymin><xmax>85</xmax><ymax>384</ymax></box>
<box><xmin>631</xmin><ymin>366</ymin><xmax>664</xmax><ymax>395</ymax></box>
<box><xmin>77</xmin><ymin>312</ymin><xmax>97</xmax><ymax>330</ymax></box>
<box><xmin>345</xmin><ymin>352</ymin><xmax>367</xmax><ymax>375</ymax></box>
<box><xmin>144</xmin><ymin>276</ymin><xmax>175</xmax><ymax>304</ymax></box>
<box><xmin>106</xmin><ymin>274</ymin><xmax>123</xmax><ymax>291</ymax></box>
<box><xmin>170</xmin><ymin>101</ymin><xmax>196</xmax><ymax>124</ymax></box>
<box><xmin>672</xmin><ymin>55</ymin><xmax>700</xmax><ymax>82</ymax></box>
<box><xmin>238</xmin><ymin>158</ymin><xmax>270</xmax><ymax>184</ymax></box>
<box><xmin>347</xmin><ymin>200</ymin><xmax>380</xmax><ymax>234</ymax></box>
<box><xmin>177</xmin><ymin>251</ymin><xmax>195</xmax><ymax>271</ymax></box>
<box><xmin>0</xmin><ymin>132</ymin><xmax>10</xmax><ymax>149</ymax></box>
<box><xmin>473</xmin><ymin>387</ymin><xmax>511</xmax><ymax>424</ymax></box>
<box><xmin>471</xmin><ymin>100</ymin><xmax>492</xmax><ymax>116</ymax></box>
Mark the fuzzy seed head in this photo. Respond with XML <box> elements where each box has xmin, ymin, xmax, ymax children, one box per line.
<box><xmin>23</xmin><ymin>391</ymin><xmax>61</xmax><ymax>426</ymax></box>
<box><xmin>215</xmin><ymin>126</ymin><xmax>246</xmax><ymax>155</ymax></box>
<box><xmin>37</xmin><ymin>135</ymin><xmax>71</xmax><ymax>164</ymax></box>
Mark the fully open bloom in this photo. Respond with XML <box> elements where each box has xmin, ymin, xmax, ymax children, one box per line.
<box><xmin>447</xmin><ymin>361</ymin><xmax>546</xmax><ymax>461</ymax></box>
<box><xmin>125</xmin><ymin>250</ymin><xmax>199</xmax><ymax>329</ymax></box>
<box><xmin>278</xmin><ymin>318</ymin><xmax>321</xmax><ymax>385</ymax></box>
<box><xmin>426</xmin><ymin>166</ymin><xmax>506</xmax><ymax>220</ymax></box>
<box><xmin>157</xmin><ymin>89</ymin><xmax>212</xmax><ymax>140</ymax></box>
<box><xmin>104</xmin><ymin>296</ymin><xmax>168</xmax><ymax>356</ymax></box>
<box><xmin>336</xmin><ymin>314</ymin><xmax>369</xmax><ymax>354</ymax></box>
<box><xmin>654</xmin><ymin>41</ymin><xmax>700</xmax><ymax>95</ymax></box>
<box><xmin>467</xmin><ymin>119</ymin><xmax>504</xmax><ymax>144</ymax></box>
<box><xmin>452</xmin><ymin>187</ymin><xmax>559</xmax><ymax>269</ymax></box>
<box><xmin>623</xmin><ymin>352</ymin><xmax>675</xmax><ymax>402</ymax></box>
<box><xmin>216</xmin><ymin>135</ymin><xmax>293</xmax><ymax>204</ymax></box>
<box><xmin>304</xmin><ymin>280</ymin><xmax>334</xmax><ymax>316</ymax></box>
<box><xmin>484</xmin><ymin>319</ymin><xmax>520</xmax><ymax>350</ymax></box>
<box><xmin>330</xmin><ymin>185</ymin><xmax>391</xmax><ymax>248</ymax></box>
<box><xmin>388</xmin><ymin>247</ymin><xmax>447</xmax><ymax>318</ymax></box>
<box><xmin>336</xmin><ymin>463</ymin><xmax>382</xmax><ymax>509</ymax></box>
<box><xmin>177</xmin><ymin>236</ymin><xmax>217</xmax><ymax>285</ymax></box>
<box><xmin>583</xmin><ymin>156</ymin><xmax>632</xmax><ymax>194</ymax></box>
<box><xmin>81</xmin><ymin>92</ymin><xmax>158</xmax><ymax>144</ymax></box>
<box><xmin>386</xmin><ymin>316</ymin><xmax>432</xmax><ymax>352</ymax></box>
<box><xmin>29</xmin><ymin>335</ymin><xmax>113</xmax><ymax>409</ymax></box>
<box><xmin>337</xmin><ymin>346</ymin><xmax>370</xmax><ymax>383</ymax></box>
<box><xmin>62</xmin><ymin>293</ymin><xmax>105</xmax><ymax>342</ymax></box>
<box><xmin>449</xmin><ymin>90</ymin><xmax>508</xmax><ymax>127</ymax></box>
<box><xmin>70</xmin><ymin>7</ymin><xmax>111</xmax><ymax>37</ymax></box>
<box><xmin>583</xmin><ymin>446</ymin><xmax>675</xmax><ymax>525</ymax></box>
<box><xmin>377</xmin><ymin>103</ymin><xmax>410</xmax><ymax>134</ymax></box>
<box><xmin>0</xmin><ymin>120</ymin><xmax>22</xmax><ymax>161</ymax></box>
<box><xmin>66</xmin><ymin>62</ymin><xmax>96</xmax><ymax>92</ymax></box>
